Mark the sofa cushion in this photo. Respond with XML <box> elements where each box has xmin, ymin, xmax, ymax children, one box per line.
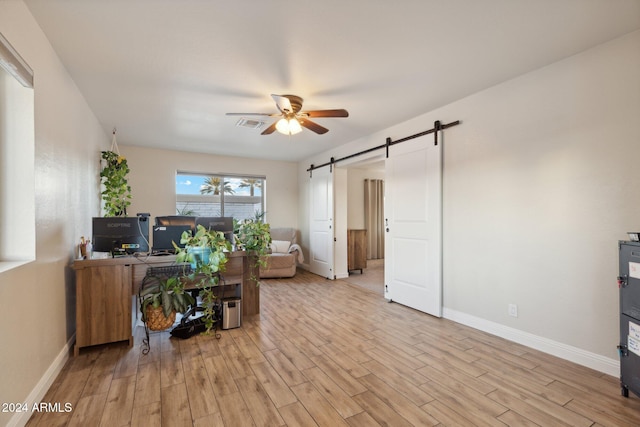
<box><xmin>270</xmin><ymin>228</ymin><xmax>296</xmax><ymax>244</ymax></box>
<box><xmin>264</xmin><ymin>252</ymin><xmax>295</xmax><ymax>268</ymax></box>
<box><xmin>271</xmin><ymin>240</ymin><xmax>291</xmax><ymax>253</ymax></box>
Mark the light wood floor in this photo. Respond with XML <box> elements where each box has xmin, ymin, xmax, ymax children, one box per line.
<box><xmin>27</xmin><ymin>269</ymin><xmax>640</xmax><ymax>426</ymax></box>
<box><xmin>342</xmin><ymin>258</ymin><xmax>384</xmax><ymax>295</ymax></box>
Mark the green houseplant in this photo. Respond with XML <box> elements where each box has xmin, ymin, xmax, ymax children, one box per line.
<box><xmin>174</xmin><ymin>224</ymin><xmax>231</xmax><ymax>332</ymax></box>
<box><xmin>100</xmin><ymin>150</ymin><xmax>132</xmax><ymax>216</ymax></box>
<box><xmin>235</xmin><ymin>218</ymin><xmax>271</xmax><ymax>258</ymax></box>
<box><xmin>234</xmin><ymin>215</ymin><xmax>272</xmax><ymax>281</ymax></box>
<box><xmin>139</xmin><ymin>274</ymin><xmax>195</xmax><ymax>331</ymax></box>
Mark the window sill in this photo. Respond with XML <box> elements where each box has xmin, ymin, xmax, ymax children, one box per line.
<box><xmin>0</xmin><ymin>259</ymin><xmax>34</xmax><ymax>274</ymax></box>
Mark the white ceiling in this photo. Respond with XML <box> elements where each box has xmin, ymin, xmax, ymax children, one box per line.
<box><xmin>24</xmin><ymin>0</ymin><xmax>640</xmax><ymax>162</ymax></box>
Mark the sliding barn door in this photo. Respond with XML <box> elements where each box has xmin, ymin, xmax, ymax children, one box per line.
<box><xmin>309</xmin><ymin>166</ymin><xmax>335</xmax><ymax>279</ymax></box>
<box><xmin>384</xmin><ymin>133</ymin><xmax>442</xmax><ymax>317</ymax></box>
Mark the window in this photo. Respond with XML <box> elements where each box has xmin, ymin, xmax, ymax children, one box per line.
<box><xmin>0</xmin><ymin>32</ymin><xmax>35</xmax><ymax>271</ymax></box>
<box><xmin>176</xmin><ymin>172</ymin><xmax>265</xmax><ymax>222</ymax></box>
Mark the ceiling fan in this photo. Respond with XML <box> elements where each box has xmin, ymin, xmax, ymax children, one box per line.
<box><xmin>226</xmin><ymin>94</ymin><xmax>349</xmax><ymax>135</ymax></box>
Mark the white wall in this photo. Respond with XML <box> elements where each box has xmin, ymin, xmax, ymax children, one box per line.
<box><xmin>0</xmin><ymin>2</ymin><xmax>108</xmax><ymax>426</ymax></box>
<box><xmin>120</xmin><ymin>145</ymin><xmax>299</xmax><ymax>231</ymax></box>
<box><xmin>299</xmin><ymin>30</ymin><xmax>640</xmax><ymax>372</ymax></box>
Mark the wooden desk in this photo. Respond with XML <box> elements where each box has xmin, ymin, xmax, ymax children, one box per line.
<box><xmin>71</xmin><ymin>252</ymin><xmax>258</xmax><ymax>356</ymax></box>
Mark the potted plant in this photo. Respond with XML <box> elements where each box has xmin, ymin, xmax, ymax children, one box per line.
<box><xmin>234</xmin><ymin>214</ymin><xmax>272</xmax><ymax>282</ymax></box>
<box><xmin>139</xmin><ymin>274</ymin><xmax>195</xmax><ymax>331</ymax></box>
<box><xmin>174</xmin><ymin>224</ymin><xmax>231</xmax><ymax>332</ymax></box>
<box><xmin>235</xmin><ymin>218</ymin><xmax>271</xmax><ymax>257</ymax></box>
<box><xmin>100</xmin><ymin>150</ymin><xmax>132</xmax><ymax>217</ymax></box>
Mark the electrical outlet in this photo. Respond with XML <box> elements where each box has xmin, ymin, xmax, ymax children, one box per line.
<box><xmin>508</xmin><ymin>303</ymin><xmax>518</xmax><ymax>318</ymax></box>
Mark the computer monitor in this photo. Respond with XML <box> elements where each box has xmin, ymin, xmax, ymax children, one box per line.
<box><xmin>92</xmin><ymin>216</ymin><xmax>149</xmax><ymax>255</ymax></box>
<box><xmin>194</xmin><ymin>216</ymin><xmax>234</xmax><ymax>243</ymax></box>
<box><xmin>152</xmin><ymin>225</ymin><xmax>191</xmax><ymax>254</ymax></box>
<box><xmin>155</xmin><ymin>215</ymin><xmax>196</xmax><ymax>233</ymax></box>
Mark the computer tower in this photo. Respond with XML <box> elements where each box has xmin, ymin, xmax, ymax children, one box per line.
<box><xmin>222</xmin><ymin>298</ymin><xmax>241</xmax><ymax>330</ymax></box>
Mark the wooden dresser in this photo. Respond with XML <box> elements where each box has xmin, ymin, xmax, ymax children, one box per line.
<box><xmin>347</xmin><ymin>229</ymin><xmax>367</xmax><ymax>274</ymax></box>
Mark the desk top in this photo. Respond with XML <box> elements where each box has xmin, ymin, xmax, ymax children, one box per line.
<box><xmin>72</xmin><ymin>249</ymin><xmax>259</xmax><ymax>316</ymax></box>
<box><xmin>72</xmin><ymin>251</ymin><xmax>248</xmax><ymax>270</ymax></box>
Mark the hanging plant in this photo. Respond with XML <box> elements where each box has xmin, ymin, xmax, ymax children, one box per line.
<box><xmin>100</xmin><ymin>130</ymin><xmax>132</xmax><ymax>217</ymax></box>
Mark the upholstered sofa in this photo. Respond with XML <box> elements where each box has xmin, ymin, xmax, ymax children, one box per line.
<box><xmin>259</xmin><ymin>227</ymin><xmax>303</xmax><ymax>278</ymax></box>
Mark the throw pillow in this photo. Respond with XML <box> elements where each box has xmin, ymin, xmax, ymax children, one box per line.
<box><xmin>271</xmin><ymin>240</ymin><xmax>291</xmax><ymax>253</ymax></box>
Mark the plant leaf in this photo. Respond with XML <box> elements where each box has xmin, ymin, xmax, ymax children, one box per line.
<box><xmin>161</xmin><ymin>291</ymin><xmax>172</xmax><ymax>317</ymax></box>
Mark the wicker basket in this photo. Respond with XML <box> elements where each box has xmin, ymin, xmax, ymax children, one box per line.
<box><xmin>145</xmin><ymin>305</ymin><xmax>176</xmax><ymax>331</ymax></box>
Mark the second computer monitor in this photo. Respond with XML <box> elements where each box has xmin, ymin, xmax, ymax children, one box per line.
<box><xmin>194</xmin><ymin>217</ymin><xmax>234</xmax><ymax>243</ymax></box>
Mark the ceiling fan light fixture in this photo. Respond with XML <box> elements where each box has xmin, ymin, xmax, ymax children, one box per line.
<box><xmin>227</xmin><ymin>94</ymin><xmax>348</xmax><ymax>135</ymax></box>
<box><xmin>288</xmin><ymin>118</ymin><xmax>302</xmax><ymax>134</ymax></box>
<box><xmin>276</xmin><ymin>117</ymin><xmax>302</xmax><ymax>135</ymax></box>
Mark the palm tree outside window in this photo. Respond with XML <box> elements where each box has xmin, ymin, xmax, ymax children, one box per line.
<box><xmin>176</xmin><ymin>172</ymin><xmax>265</xmax><ymax>222</ymax></box>
<box><xmin>239</xmin><ymin>178</ymin><xmax>262</xmax><ymax>197</ymax></box>
<box><xmin>200</xmin><ymin>177</ymin><xmax>235</xmax><ymax>196</ymax></box>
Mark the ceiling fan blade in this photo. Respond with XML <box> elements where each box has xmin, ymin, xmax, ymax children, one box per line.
<box><xmin>271</xmin><ymin>94</ymin><xmax>293</xmax><ymax>113</ymax></box>
<box><xmin>303</xmin><ymin>109</ymin><xmax>349</xmax><ymax>118</ymax></box>
<box><xmin>226</xmin><ymin>112</ymin><xmax>275</xmax><ymax>116</ymax></box>
<box><xmin>261</xmin><ymin>121</ymin><xmax>278</xmax><ymax>135</ymax></box>
<box><xmin>299</xmin><ymin>118</ymin><xmax>329</xmax><ymax>134</ymax></box>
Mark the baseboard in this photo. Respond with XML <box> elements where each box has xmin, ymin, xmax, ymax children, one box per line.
<box><xmin>298</xmin><ymin>264</ymin><xmax>345</xmax><ymax>280</ymax></box>
<box><xmin>8</xmin><ymin>334</ymin><xmax>75</xmax><ymax>427</ymax></box>
<box><xmin>443</xmin><ymin>308</ymin><xmax>619</xmax><ymax>377</ymax></box>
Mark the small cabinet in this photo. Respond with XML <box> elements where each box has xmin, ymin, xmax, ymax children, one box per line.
<box><xmin>348</xmin><ymin>229</ymin><xmax>367</xmax><ymax>274</ymax></box>
<box><xmin>74</xmin><ymin>263</ymin><xmax>133</xmax><ymax>356</ymax></box>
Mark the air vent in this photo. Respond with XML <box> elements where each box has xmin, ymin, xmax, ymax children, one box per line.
<box><xmin>235</xmin><ymin>118</ymin><xmax>265</xmax><ymax>129</ymax></box>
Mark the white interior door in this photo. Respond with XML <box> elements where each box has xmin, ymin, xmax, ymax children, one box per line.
<box><xmin>384</xmin><ymin>133</ymin><xmax>442</xmax><ymax>317</ymax></box>
<box><xmin>309</xmin><ymin>166</ymin><xmax>334</xmax><ymax>279</ymax></box>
